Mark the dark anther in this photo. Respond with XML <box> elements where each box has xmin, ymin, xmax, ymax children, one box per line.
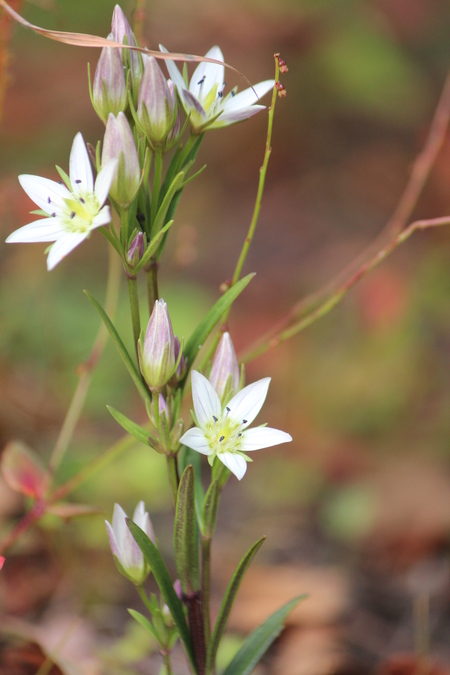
<box><xmin>197</xmin><ymin>76</ymin><xmax>206</xmax><ymax>85</ymax></box>
<box><xmin>219</xmin><ymin>436</ymin><xmax>225</xmax><ymax>442</ymax></box>
<box><xmin>47</xmin><ymin>197</ymin><xmax>51</xmax><ymax>204</ymax></box>
<box><xmin>238</xmin><ymin>433</ymin><xmax>242</xmax><ymax>437</ymax></box>
<box><xmin>218</xmin><ymin>91</ymin><xmax>223</xmax><ymax>98</ymax></box>
<box><xmin>70</xmin><ymin>212</ymin><xmax>75</xmax><ymax>219</ymax></box>
<box><xmin>58</xmin><ymin>180</ymin><xmax>63</xmax><ymax>184</ymax></box>
<box><xmin>75</xmin><ymin>179</ymin><xmax>82</xmax><ymax>184</ymax></box>
<box><xmin>212</xmin><ymin>415</ymin><xmax>218</xmax><ymax>422</ymax></box>
<box><xmin>226</xmin><ymin>406</ymin><xmax>231</xmax><ymax>412</ymax></box>
<box><xmin>231</xmin><ymin>91</ymin><xmax>235</xmax><ymax>97</ymax></box>
<box><xmin>51</xmin><ymin>212</ymin><xmax>56</xmax><ymax>217</ymax></box>
<box><xmin>80</xmin><ymin>198</ymin><xmax>85</xmax><ymax>204</ymax></box>
<box><xmin>243</xmin><ymin>419</ymin><xmax>247</xmax><ymax>424</ymax></box>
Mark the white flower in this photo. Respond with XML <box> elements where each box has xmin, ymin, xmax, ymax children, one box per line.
<box><xmin>180</xmin><ymin>370</ymin><xmax>292</xmax><ymax>480</ymax></box>
<box><xmin>6</xmin><ymin>133</ymin><xmax>117</xmax><ymax>270</ymax></box>
<box><xmin>160</xmin><ymin>45</ymin><xmax>274</xmax><ymax>133</ymax></box>
<box><xmin>105</xmin><ymin>501</ymin><xmax>155</xmax><ymax>585</ymax></box>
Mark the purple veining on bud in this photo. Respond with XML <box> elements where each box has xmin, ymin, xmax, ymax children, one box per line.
<box><xmin>158</xmin><ymin>393</ymin><xmax>169</xmax><ymax>418</ymax></box>
<box><xmin>105</xmin><ymin>501</ymin><xmax>155</xmax><ymax>585</ymax></box>
<box><xmin>138</xmin><ymin>299</ymin><xmax>177</xmax><ymax>390</ymax></box>
<box><xmin>209</xmin><ymin>332</ymin><xmax>240</xmax><ymax>399</ymax></box>
<box><xmin>111</xmin><ymin>5</ymin><xmax>142</xmax><ymax>97</ymax></box>
<box><xmin>137</xmin><ymin>56</ymin><xmax>177</xmax><ymax>146</ymax></box>
<box><xmin>126</xmin><ymin>232</ymin><xmax>145</xmax><ymax>267</ymax></box>
<box><xmin>92</xmin><ymin>33</ymin><xmax>127</xmax><ymax>124</ymax></box>
<box><xmin>102</xmin><ymin>112</ymin><xmax>140</xmax><ymax>207</ymax></box>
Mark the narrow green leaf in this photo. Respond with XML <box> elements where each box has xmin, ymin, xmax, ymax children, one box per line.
<box><xmin>202</xmin><ymin>479</ymin><xmax>220</xmax><ymax>538</ymax></box>
<box><xmin>153</xmin><ymin>171</ymin><xmax>185</xmax><ymax>235</ymax></box>
<box><xmin>134</xmin><ymin>219</ymin><xmax>173</xmax><ymax>273</ymax></box>
<box><xmin>182</xmin><ymin>274</ymin><xmax>255</xmax><ymax>381</ymax></box>
<box><xmin>208</xmin><ymin>537</ymin><xmax>266</xmax><ymax>673</ymax></box>
<box><xmin>128</xmin><ymin>608</ymin><xmax>160</xmax><ymax>641</ymax></box>
<box><xmin>221</xmin><ymin>595</ymin><xmax>307</xmax><ymax>675</ymax></box>
<box><xmin>84</xmin><ymin>291</ymin><xmax>151</xmax><ymax>405</ymax></box>
<box><xmin>174</xmin><ymin>465</ymin><xmax>199</xmax><ymax>595</ymax></box>
<box><xmin>127</xmin><ymin>519</ymin><xmax>196</xmax><ymax>672</ymax></box>
<box><xmin>179</xmin><ymin>446</ymin><xmax>205</xmax><ymax>530</ymax></box>
<box><xmin>106</xmin><ymin>406</ymin><xmax>152</xmax><ymax>447</ymax></box>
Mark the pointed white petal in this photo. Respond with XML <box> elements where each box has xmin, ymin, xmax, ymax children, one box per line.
<box><xmin>180</xmin><ymin>427</ymin><xmax>213</xmax><ymax>455</ymax></box>
<box><xmin>69</xmin><ymin>132</ymin><xmax>94</xmax><ymax>195</ymax></box>
<box><xmin>191</xmin><ymin>371</ymin><xmax>222</xmax><ymax>429</ymax></box>
<box><xmin>112</xmin><ymin>503</ymin><xmax>129</xmax><ymax>550</ymax></box>
<box><xmin>241</xmin><ymin>427</ymin><xmax>292</xmax><ymax>451</ymax></box>
<box><xmin>227</xmin><ymin>377</ymin><xmax>271</xmax><ymax>427</ymax></box>
<box><xmin>46</xmin><ymin>232</ymin><xmax>87</xmax><ymax>270</ymax></box>
<box><xmin>6</xmin><ymin>219</ymin><xmax>66</xmax><ymax>243</ymax></box>
<box><xmin>19</xmin><ymin>174</ymin><xmax>69</xmax><ymax>213</ymax></box>
<box><xmin>92</xmin><ymin>206</ymin><xmax>112</xmax><ymax>229</ymax></box>
<box><xmin>189</xmin><ymin>46</ymin><xmax>224</xmax><ymax>96</ymax></box>
<box><xmin>95</xmin><ymin>159</ymin><xmax>118</xmax><ymax>206</ymax></box>
<box><xmin>225</xmin><ymin>80</ymin><xmax>274</xmax><ymax>112</ymax></box>
<box><xmin>142</xmin><ymin>512</ymin><xmax>156</xmax><ymax>544</ymax></box>
<box><xmin>105</xmin><ymin>520</ymin><xmax>120</xmax><ymax>558</ymax></box>
<box><xmin>181</xmin><ymin>89</ymin><xmax>208</xmax><ymax>120</ymax></box>
<box><xmin>132</xmin><ymin>501</ymin><xmax>146</xmax><ymax>527</ymax></box>
<box><xmin>219</xmin><ymin>452</ymin><xmax>247</xmax><ymax>480</ymax></box>
<box><xmin>159</xmin><ymin>44</ymin><xmax>186</xmax><ymax>92</ymax></box>
<box><xmin>210</xmin><ymin>105</ymin><xmax>265</xmax><ymax>128</ymax></box>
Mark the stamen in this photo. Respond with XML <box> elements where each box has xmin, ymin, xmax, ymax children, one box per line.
<box><xmin>219</xmin><ymin>436</ymin><xmax>225</xmax><ymax>442</ymax></box>
<box><xmin>70</xmin><ymin>212</ymin><xmax>75</xmax><ymax>219</ymax></box>
<box><xmin>212</xmin><ymin>416</ymin><xmax>218</xmax><ymax>422</ymax></box>
<box><xmin>243</xmin><ymin>419</ymin><xmax>247</xmax><ymax>424</ymax></box>
<box><xmin>51</xmin><ymin>212</ymin><xmax>56</xmax><ymax>217</ymax></box>
<box><xmin>226</xmin><ymin>407</ymin><xmax>231</xmax><ymax>412</ymax></box>
<box><xmin>47</xmin><ymin>197</ymin><xmax>51</xmax><ymax>204</ymax></box>
<box><xmin>80</xmin><ymin>198</ymin><xmax>85</xmax><ymax>204</ymax></box>
<box><xmin>75</xmin><ymin>179</ymin><xmax>82</xmax><ymax>184</ymax></box>
<box><xmin>238</xmin><ymin>433</ymin><xmax>242</xmax><ymax>437</ymax></box>
<box><xmin>197</xmin><ymin>76</ymin><xmax>206</xmax><ymax>86</ymax></box>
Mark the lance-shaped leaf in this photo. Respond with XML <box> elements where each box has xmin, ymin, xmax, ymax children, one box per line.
<box><xmin>84</xmin><ymin>290</ymin><xmax>151</xmax><ymax>404</ymax></box>
<box><xmin>134</xmin><ymin>219</ymin><xmax>174</xmax><ymax>274</ymax></box>
<box><xmin>107</xmin><ymin>406</ymin><xmax>153</xmax><ymax>447</ymax></box>
<box><xmin>179</xmin><ymin>446</ymin><xmax>205</xmax><ymax>530</ymax></box>
<box><xmin>174</xmin><ymin>465</ymin><xmax>199</xmax><ymax>595</ymax></box>
<box><xmin>152</xmin><ymin>171</ymin><xmax>184</xmax><ymax>235</ymax></box>
<box><xmin>128</xmin><ymin>609</ymin><xmax>161</xmax><ymax>641</ymax></box>
<box><xmin>1</xmin><ymin>441</ymin><xmax>46</xmax><ymax>499</ymax></box>
<box><xmin>127</xmin><ymin>519</ymin><xmax>196</xmax><ymax>671</ymax></box>
<box><xmin>207</xmin><ymin>537</ymin><xmax>265</xmax><ymax>673</ymax></box>
<box><xmin>201</xmin><ymin>479</ymin><xmax>220</xmax><ymax>539</ymax></box>
<box><xmin>221</xmin><ymin>595</ymin><xmax>307</xmax><ymax>675</ymax></box>
<box><xmin>182</xmin><ymin>273</ymin><xmax>255</xmax><ymax>384</ymax></box>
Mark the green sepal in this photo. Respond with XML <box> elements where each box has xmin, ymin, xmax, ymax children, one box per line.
<box><xmin>182</xmin><ymin>273</ymin><xmax>255</xmax><ymax>387</ymax></box>
<box><xmin>128</xmin><ymin>608</ymin><xmax>161</xmax><ymax>642</ymax></box>
<box><xmin>126</xmin><ymin>519</ymin><xmax>196</xmax><ymax>672</ymax></box>
<box><xmin>55</xmin><ymin>165</ymin><xmax>71</xmax><ymax>190</ymax></box>
<box><xmin>221</xmin><ymin>595</ymin><xmax>307</xmax><ymax>675</ymax></box>
<box><xmin>84</xmin><ymin>290</ymin><xmax>151</xmax><ymax>405</ymax></box>
<box><xmin>174</xmin><ymin>465</ymin><xmax>199</xmax><ymax>595</ymax></box>
<box><xmin>106</xmin><ymin>406</ymin><xmax>153</xmax><ymax>447</ymax></box>
<box><xmin>30</xmin><ymin>209</ymin><xmax>50</xmax><ymax>217</ymax></box>
<box><xmin>201</xmin><ymin>479</ymin><xmax>220</xmax><ymax>539</ymax></box>
<box><xmin>207</xmin><ymin>536</ymin><xmax>266</xmax><ymax>673</ymax></box>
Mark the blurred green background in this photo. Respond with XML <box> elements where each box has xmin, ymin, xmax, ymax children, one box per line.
<box><xmin>1</xmin><ymin>0</ymin><xmax>450</xmax><ymax>672</ymax></box>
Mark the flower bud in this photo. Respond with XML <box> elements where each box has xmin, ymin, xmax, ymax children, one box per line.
<box><xmin>102</xmin><ymin>112</ymin><xmax>140</xmax><ymax>207</ymax></box>
<box><xmin>137</xmin><ymin>56</ymin><xmax>177</xmax><ymax>146</ymax></box>
<box><xmin>126</xmin><ymin>232</ymin><xmax>145</xmax><ymax>267</ymax></box>
<box><xmin>92</xmin><ymin>34</ymin><xmax>127</xmax><ymax>124</ymax></box>
<box><xmin>209</xmin><ymin>332</ymin><xmax>240</xmax><ymax>400</ymax></box>
<box><xmin>138</xmin><ymin>299</ymin><xmax>177</xmax><ymax>390</ymax></box>
<box><xmin>105</xmin><ymin>501</ymin><xmax>155</xmax><ymax>585</ymax></box>
<box><xmin>165</xmin><ymin>80</ymin><xmax>183</xmax><ymax>147</ymax></box>
<box><xmin>1</xmin><ymin>441</ymin><xmax>46</xmax><ymax>499</ymax></box>
<box><xmin>111</xmin><ymin>5</ymin><xmax>142</xmax><ymax>100</ymax></box>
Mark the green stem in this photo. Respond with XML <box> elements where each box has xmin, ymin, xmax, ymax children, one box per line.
<box><xmin>201</xmin><ymin>536</ymin><xmax>212</xmax><ymax>650</ymax></box>
<box><xmin>145</xmin><ymin>256</ymin><xmax>159</xmax><ymax>313</ymax></box>
<box><xmin>161</xmin><ymin>652</ymin><xmax>173</xmax><ymax>675</ymax></box>
<box><xmin>178</xmin><ymin>133</ymin><xmax>200</xmax><ymax>169</ymax></box>
<box><xmin>241</xmin><ymin>215</ymin><xmax>450</xmax><ymax>362</ymax></box>
<box><xmin>137</xmin><ymin>584</ymin><xmax>154</xmax><ymax>614</ymax></box>
<box><xmin>47</xmin><ymin>245</ymin><xmax>122</xmax><ymax>478</ymax></box>
<box><xmin>166</xmin><ymin>453</ymin><xmax>179</xmax><ymax>508</ymax></box>
<box><xmin>127</xmin><ymin>274</ymin><xmax>141</xmax><ymax>360</ymax></box>
<box><xmin>151</xmin><ymin>146</ymin><xmax>163</xmax><ymax>227</ymax></box>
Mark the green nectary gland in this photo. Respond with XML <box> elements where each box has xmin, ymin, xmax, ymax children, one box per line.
<box><xmin>205</xmin><ymin>413</ymin><xmax>244</xmax><ymax>455</ymax></box>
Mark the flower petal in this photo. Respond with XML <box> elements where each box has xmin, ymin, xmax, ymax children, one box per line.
<box><xmin>19</xmin><ymin>174</ymin><xmax>69</xmax><ymax>213</ymax></box>
<box><xmin>112</xmin><ymin>503</ymin><xmax>129</xmax><ymax>551</ymax></box>
<box><xmin>69</xmin><ymin>132</ymin><xmax>94</xmax><ymax>195</ymax></box>
<box><xmin>105</xmin><ymin>520</ymin><xmax>120</xmax><ymax>558</ymax></box>
<box><xmin>219</xmin><ymin>452</ymin><xmax>247</xmax><ymax>480</ymax></box>
<box><xmin>209</xmin><ymin>105</ymin><xmax>265</xmax><ymax>129</ymax></box>
<box><xmin>46</xmin><ymin>232</ymin><xmax>87</xmax><ymax>270</ymax></box>
<box><xmin>180</xmin><ymin>427</ymin><xmax>213</xmax><ymax>455</ymax></box>
<box><xmin>227</xmin><ymin>377</ymin><xmax>271</xmax><ymax>427</ymax></box>
<box><xmin>92</xmin><ymin>205</ymin><xmax>113</xmax><ymax>229</ymax></box>
<box><xmin>191</xmin><ymin>371</ymin><xmax>222</xmax><ymax>429</ymax></box>
<box><xmin>181</xmin><ymin>88</ymin><xmax>208</xmax><ymax>120</ymax></box>
<box><xmin>224</xmin><ymin>80</ymin><xmax>274</xmax><ymax>112</ymax></box>
<box><xmin>6</xmin><ymin>218</ymin><xmax>66</xmax><ymax>243</ymax></box>
<box><xmin>159</xmin><ymin>44</ymin><xmax>186</xmax><ymax>92</ymax></box>
<box><xmin>241</xmin><ymin>427</ymin><xmax>292</xmax><ymax>451</ymax></box>
<box><xmin>189</xmin><ymin>46</ymin><xmax>224</xmax><ymax>96</ymax></box>
<box><xmin>95</xmin><ymin>159</ymin><xmax>118</xmax><ymax>207</ymax></box>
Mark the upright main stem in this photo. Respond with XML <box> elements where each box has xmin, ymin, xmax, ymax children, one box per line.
<box><xmin>201</xmin><ymin>536</ymin><xmax>212</xmax><ymax>649</ymax></box>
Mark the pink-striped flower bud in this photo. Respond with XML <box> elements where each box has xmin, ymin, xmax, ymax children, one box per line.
<box><xmin>138</xmin><ymin>299</ymin><xmax>177</xmax><ymax>390</ymax></box>
<box><xmin>209</xmin><ymin>332</ymin><xmax>240</xmax><ymax>400</ymax></box>
<box><xmin>111</xmin><ymin>5</ymin><xmax>142</xmax><ymax>99</ymax></box>
<box><xmin>102</xmin><ymin>112</ymin><xmax>140</xmax><ymax>207</ymax></box>
<box><xmin>137</xmin><ymin>57</ymin><xmax>177</xmax><ymax>146</ymax></box>
<box><xmin>126</xmin><ymin>232</ymin><xmax>145</xmax><ymax>267</ymax></box>
<box><xmin>92</xmin><ymin>34</ymin><xmax>127</xmax><ymax>124</ymax></box>
<box><xmin>105</xmin><ymin>501</ymin><xmax>155</xmax><ymax>585</ymax></box>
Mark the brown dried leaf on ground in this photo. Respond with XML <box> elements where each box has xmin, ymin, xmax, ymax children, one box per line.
<box><xmin>274</xmin><ymin>627</ymin><xmax>345</xmax><ymax>675</ymax></box>
<box><xmin>227</xmin><ymin>565</ymin><xmax>349</xmax><ymax>633</ymax></box>
<box><xmin>376</xmin><ymin>654</ymin><xmax>450</xmax><ymax>675</ymax></box>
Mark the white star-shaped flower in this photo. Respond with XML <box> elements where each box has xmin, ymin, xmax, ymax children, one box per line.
<box><xmin>180</xmin><ymin>370</ymin><xmax>292</xmax><ymax>480</ymax></box>
<box><xmin>160</xmin><ymin>45</ymin><xmax>274</xmax><ymax>134</ymax></box>
<box><xmin>6</xmin><ymin>133</ymin><xmax>117</xmax><ymax>270</ymax></box>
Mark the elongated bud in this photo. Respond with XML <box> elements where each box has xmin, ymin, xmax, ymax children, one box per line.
<box><xmin>165</xmin><ymin>80</ymin><xmax>183</xmax><ymax>147</ymax></box>
<box><xmin>105</xmin><ymin>501</ymin><xmax>155</xmax><ymax>585</ymax></box>
<box><xmin>138</xmin><ymin>299</ymin><xmax>177</xmax><ymax>390</ymax></box>
<box><xmin>102</xmin><ymin>112</ymin><xmax>140</xmax><ymax>207</ymax></box>
<box><xmin>169</xmin><ymin>335</ymin><xmax>187</xmax><ymax>385</ymax></box>
<box><xmin>209</xmin><ymin>332</ymin><xmax>240</xmax><ymax>400</ymax></box>
<box><xmin>137</xmin><ymin>56</ymin><xmax>177</xmax><ymax>146</ymax></box>
<box><xmin>111</xmin><ymin>5</ymin><xmax>142</xmax><ymax>100</ymax></box>
<box><xmin>126</xmin><ymin>232</ymin><xmax>145</xmax><ymax>267</ymax></box>
<box><xmin>1</xmin><ymin>441</ymin><xmax>46</xmax><ymax>499</ymax></box>
<box><xmin>92</xmin><ymin>34</ymin><xmax>127</xmax><ymax>124</ymax></box>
